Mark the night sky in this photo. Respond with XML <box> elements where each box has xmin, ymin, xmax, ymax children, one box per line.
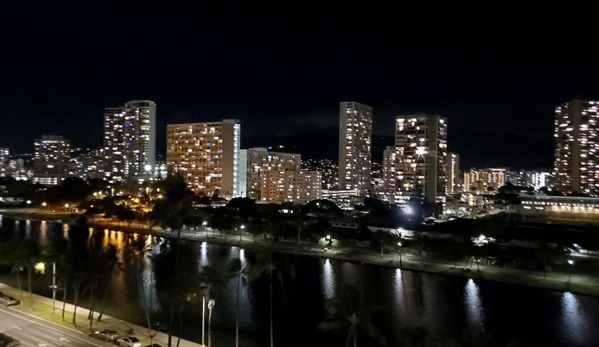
<box><xmin>2</xmin><ymin>1</ymin><xmax>599</xmax><ymax>169</ymax></box>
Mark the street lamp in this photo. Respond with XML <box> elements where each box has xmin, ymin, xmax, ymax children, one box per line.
<box><xmin>568</xmin><ymin>259</ymin><xmax>574</xmax><ymax>282</ymax></box>
<box><xmin>207</xmin><ymin>299</ymin><xmax>216</xmax><ymax>347</ymax></box>
<box><xmin>397</xmin><ymin>242</ymin><xmax>403</xmax><ymax>268</ymax></box>
<box><xmin>239</xmin><ymin>224</ymin><xmax>245</xmax><ymax>241</ymax></box>
<box><xmin>35</xmin><ymin>262</ymin><xmax>58</xmax><ymax>313</ymax></box>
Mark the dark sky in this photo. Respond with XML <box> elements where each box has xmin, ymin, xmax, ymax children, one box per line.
<box><xmin>2</xmin><ymin>1</ymin><xmax>599</xmax><ymax>169</ymax></box>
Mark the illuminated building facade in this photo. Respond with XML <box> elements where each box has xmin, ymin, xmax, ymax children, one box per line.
<box><xmin>447</xmin><ymin>152</ymin><xmax>460</xmax><ymax>195</ymax></box>
<box><xmin>512</xmin><ymin>195</ymin><xmax>599</xmax><ymax>221</ymax></box>
<box><xmin>554</xmin><ymin>99</ymin><xmax>599</xmax><ymax>195</ymax></box>
<box><xmin>259</xmin><ymin>170</ymin><xmax>321</xmax><ymax>204</ymax></box>
<box><xmin>244</xmin><ymin>148</ymin><xmax>320</xmax><ymax>204</ymax></box>
<box><xmin>103</xmin><ymin>100</ymin><xmax>156</xmax><ymax>182</ymax></box>
<box><xmin>246</xmin><ymin>148</ymin><xmax>301</xmax><ymax>200</ymax></box>
<box><xmin>70</xmin><ymin>148</ymin><xmax>105</xmax><ymax>180</ymax></box>
<box><xmin>338</xmin><ymin>102</ymin><xmax>372</xmax><ymax>194</ymax></box>
<box><xmin>167</xmin><ymin>119</ymin><xmax>241</xmax><ymax>198</ymax></box>
<box><xmin>382</xmin><ymin>146</ymin><xmax>396</xmax><ymax>198</ymax></box>
<box><xmin>507</xmin><ymin>169</ymin><xmax>551</xmax><ymax>189</ymax></box>
<box><xmin>394</xmin><ymin>114</ymin><xmax>447</xmax><ymax>205</ymax></box>
<box><xmin>463</xmin><ymin>168</ymin><xmax>506</xmax><ymax>194</ymax></box>
<box><xmin>33</xmin><ymin>135</ymin><xmax>71</xmax><ymax>185</ymax></box>
<box><xmin>302</xmin><ymin>159</ymin><xmax>338</xmax><ymax>189</ymax></box>
<box><xmin>0</xmin><ymin>148</ymin><xmax>8</xmax><ymax>177</ymax></box>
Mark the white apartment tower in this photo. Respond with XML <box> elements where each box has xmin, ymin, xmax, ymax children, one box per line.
<box><xmin>167</xmin><ymin>119</ymin><xmax>241</xmax><ymax>198</ymax></box>
<box><xmin>33</xmin><ymin>135</ymin><xmax>71</xmax><ymax>185</ymax></box>
<box><xmin>338</xmin><ymin>101</ymin><xmax>372</xmax><ymax>194</ymax></box>
<box><xmin>0</xmin><ymin>148</ymin><xmax>8</xmax><ymax>177</ymax></box>
<box><xmin>447</xmin><ymin>152</ymin><xmax>460</xmax><ymax>195</ymax></box>
<box><xmin>554</xmin><ymin>99</ymin><xmax>599</xmax><ymax>195</ymax></box>
<box><xmin>103</xmin><ymin>100</ymin><xmax>156</xmax><ymax>182</ymax></box>
<box><xmin>395</xmin><ymin>114</ymin><xmax>448</xmax><ymax>205</ymax></box>
<box><xmin>382</xmin><ymin>146</ymin><xmax>396</xmax><ymax>197</ymax></box>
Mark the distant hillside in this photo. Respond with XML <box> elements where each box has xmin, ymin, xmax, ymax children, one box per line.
<box><xmin>242</xmin><ymin>126</ymin><xmax>554</xmax><ymax>169</ymax></box>
<box><xmin>243</xmin><ymin>127</ymin><xmax>394</xmax><ymax>163</ymax></box>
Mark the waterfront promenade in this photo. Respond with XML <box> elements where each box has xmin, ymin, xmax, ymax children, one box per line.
<box><xmin>3</xmin><ymin>208</ymin><xmax>599</xmax><ymax>298</ymax></box>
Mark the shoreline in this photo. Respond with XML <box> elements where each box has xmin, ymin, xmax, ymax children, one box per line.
<box><xmin>3</xmin><ymin>209</ymin><xmax>599</xmax><ymax>297</ymax></box>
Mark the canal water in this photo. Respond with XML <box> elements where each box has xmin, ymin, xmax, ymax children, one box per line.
<box><xmin>1</xmin><ymin>216</ymin><xmax>598</xmax><ymax>347</ymax></box>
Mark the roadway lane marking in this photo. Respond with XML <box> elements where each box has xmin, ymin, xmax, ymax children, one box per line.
<box><xmin>0</xmin><ymin>308</ymin><xmax>103</xmax><ymax>346</ymax></box>
<box><xmin>60</xmin><ymin>337</ymin><xmax>70</xmax><ymax>342</ymax></box>
<box><xmin>51</xmin><ymin>340</ymin><xmax>63</xmax><ymax>346</ymax></box>
<box><xmin>13</xmin><ymin>326</ymin><xmax>22</xmax><ymax>330</ymax></box>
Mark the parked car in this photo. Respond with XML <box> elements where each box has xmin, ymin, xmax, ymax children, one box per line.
<box><xmin>0</xmin><ymin>296</ymin><xmax>20</xmax><ymax>306</ymax></box>
<box><xmin>94</xmin><ymin>329</ymin><xmax>119</xmax><ymax>342</ymax></box>
<box><xmin>116</xmin><ymin>337</ymin><xmax>142</xmax><ymax>347</ymax></box>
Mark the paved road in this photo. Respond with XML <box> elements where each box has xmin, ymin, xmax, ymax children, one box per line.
<box><xmin>0</xmin><ymin>307</ymin><xmax>105</xmax><ymax>347</ymax></box>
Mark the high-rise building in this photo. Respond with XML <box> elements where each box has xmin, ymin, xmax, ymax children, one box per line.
<box><xmin>507</xmin><ymin>169</ymin><xmax>551</xmax><ymax>190</ymax></box>
<box><xmin>394</xmin><ymin>114</ymin><xmax>447</xmax><ymax>205</ymax></box>
<box><xmin>103</xmin><ymin>100</ymin><xmax>156</xmax><ymax>182</ymax></box>
<box><xmin>33</xmin><ymin>135</ymin><xmax>71</xmax><ymax>185</ymax></box>
<box><xmin>0</xmin><ymin>148</ymin><xmax>8</xmax><ymax>177</ymax></box>
<box><xmin>338</xmin><ymin>102</ymin><xmax>372</xmax><ymax>194</ymax></box>
<box><xmin>447</xmin><ymin>152</ymin><xmax>460</xmax><ymax>195</ymax></box>
<box><xmin>554</xmin><ymin>99</ymin><xmax>599</xmax><ymax>195</ymax></box>
<box><xmin>244</xmin><ymin>148</ymin><xmax>320</xmax><ymax>204</ymax></box>
<box><xmin>246</xmin><ymin>148</ymin><xmax>301</xmax><ymax>200</ymax></box>
<box><xmin>166</xmin><ymin>119</ymin><xmax>241</xmax><ymax>198</ymax></box>
<box><xmin>463</xmin><ymin>168</ymin><xmax>506</xmax><ymax>194</ymax></box>
<box><xmin>382</xmin><ymin>146</ymin><xmax>396</xmax><ymax>198</ymax></box>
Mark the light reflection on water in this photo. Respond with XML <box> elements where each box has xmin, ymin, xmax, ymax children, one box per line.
<box><xmin>320</xmin><ymin>259</ymin><xmax>335</xmax><ymax>300</ymax></box>
<box><xmin>561</xmin><ymin>292</ymin><xmax>589</xmax><ymax>345</ymax></box>
<box><xmin>464</xmin><ymin>279</ymin><xmax>484</xmax><ymax>332</ymax></box>
<box><xmin>200</xmin><ymin>242</ymin><xmax>208</xmax><ymax>266</ymax></box>
<box><xmin>394</xmin><ymin>269</ymin><xmax>404</xmax><ymax>310</ymax></box>
<box><xmin>1</xmin><ymin>217</ymin><xmax>599</xmax><ymax>347</ymax></box>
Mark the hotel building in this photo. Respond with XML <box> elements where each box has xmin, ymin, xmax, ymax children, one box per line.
<box><xmin>447</xmin><ymin>152</ymin><xmax>460</xmax><ymax>195</ymax></box>
<box><xmin>338</xmin><ymin>102</ymin><xmax>372</xmax><ymax>194</ymax></box>
<box><xmin>463</xmin><ymin>168</ymin><xmax>505</xmax><ymax>194</ymax></box>
<box><xmin>167</xmin><ymin>119</ymin><xmax>241</xmax><ymax>198</ymax></box>
<box><xmin>103</xmin><ymin>100</ymin><xmax>156</xmax><ymax>182</ymax></box>
<box><xmin>0</xmin><ymin>148</ymin><xmax>8</xmax><ymax>177</ymax></box>
<box><xmin>382</xmin><ymin>146</ymin><xmax>396</xmax><ymax>199</ymax></box>
<box><xmin>244</xmin><ymin>148</ymin><xmax>321</xmax><ymax>204</ymax></box>
<box><xmin>394</xmin><ymin>114</ymin><xmax>447</xmax><ymax>205</ymax></box>
<box><xmin>554</xmin><ymin>99</ymin><xmax>599</xmax><ymax>195</ymax></box>
<box><xmin>33</xmin><ymin>135</ymin><xmax>71</xmax><ymax>185</ymax></box>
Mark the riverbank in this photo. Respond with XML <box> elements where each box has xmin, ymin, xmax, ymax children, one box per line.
<box><xmin>3</xmin><ymin>208</ymin><xmax>599</xmax><ymax>297</ymax></box>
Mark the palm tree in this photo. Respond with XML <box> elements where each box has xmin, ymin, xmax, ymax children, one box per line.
<box><xmin>250</xmin><ymin>250</ymin><xmax>282</xmax><ymax>347</ymax></box>
<box><xmin>227</xmin><ymin>258</ymin><xmax>247</xmax><ymax>347</ymax></box>
<box><xmin>319</xmin><ymin>285</ymin><xmax>386</xmax><ymax>347</ymax></box>
<box><xmin>150</xmin><ymin>173</ymin><xmax>196</xmax><ymax>267</ymax></box>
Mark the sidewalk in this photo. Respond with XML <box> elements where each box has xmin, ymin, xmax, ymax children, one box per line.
<box><xmin>0</xmin><ymin>282</ymin><xmax>203</xmax><ymax>347</ymax></box>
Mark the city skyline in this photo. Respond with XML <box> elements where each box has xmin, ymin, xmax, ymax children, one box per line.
<box><xmin>2</xmin><ymin>1</ymin><xmax>598</xmax><ymax>169</ymax></box>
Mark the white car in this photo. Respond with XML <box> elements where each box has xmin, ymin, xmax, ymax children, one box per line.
<box><xmin>94</xmin><ymin>329</ymin><xmax>119</xmax><ymax>341</ymax></box>
<box><xmin>116</xmin><ymin>337</ymin><xmax>142</xmax><ymax>347</ymax></box>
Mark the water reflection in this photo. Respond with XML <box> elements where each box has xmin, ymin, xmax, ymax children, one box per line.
<box><xmin>25</xmin><ymin>220</ymin><xmax>31</xmax><ymax>238</ymax></box>
<box><xmin>561</xmin><ymin>292</ymin><xmax>588</xmax><ymax>345</ymax></box>
<box><xmin>200</xmin><ymin>242</ymin><xmax>208</xmax><ymax>266</ymax></box>
<box><xmin>320</xmin><ymin>259</ymin><xmax>335</xmax><ymax>299</ymax></box>
<box><xmin>394</xmin><ymin>269</ymin><xmax>404</xmax><ymax>310</ymax></box>
<box><xmin>464</xmin><ymin>279</ymin><xmax>484</xmax><ymax>332</ymax></box>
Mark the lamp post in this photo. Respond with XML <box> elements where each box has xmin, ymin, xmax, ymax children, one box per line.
<box><xmin>568</xmin><ymin>259</ymin><xmax>574</xmax><ymax>282</ymax></box>
<box><xmin>397</xmin><ymin>242</ymin><xmax>403</xmax><ymax>268</ymax></box>
<box><xmin>239</xmin><ymin>224</ymin><xmax>245</xmax><ymax>241</ymax></box>
<box><xmin>207</xmin><ymin>299</ymin><xmax>215</xmax><ymax>347</ymax></box>
<box><xmin>35</xmin><ymin>262</ymin><xmax>57</xmax><ymax>313</ymax></box>
<box><xmin>201</xmin><ymin>295</ymin><xmax>206</xmax><ymax>347</ymax></box>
